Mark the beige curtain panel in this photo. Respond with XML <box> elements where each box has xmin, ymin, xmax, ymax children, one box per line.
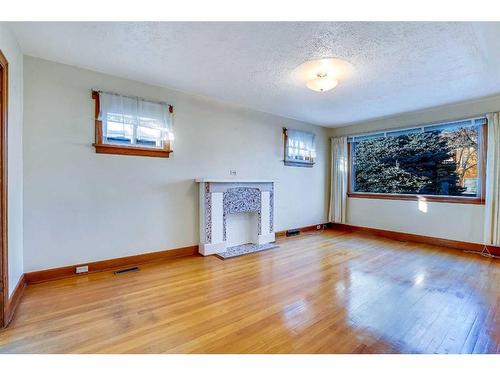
<box><xmin>329</xmin><ymin>136</ymin><xmax>348</xmax><ymax>224</ymax></box>
<box><xmin>484</xmin><ymin>112</ymin><xmax>500</xmax><ymax>245</ymax></box>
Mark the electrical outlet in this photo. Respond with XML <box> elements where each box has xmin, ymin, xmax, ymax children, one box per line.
<box><xmin>230</xmin><ymin>170</ymin><xmax>237</xmax><ymax>176</ymax></box>
<box><xmin>76</xmin><ymin>265</ymin><xmax>89</xmax><ymax>274</ymax></box>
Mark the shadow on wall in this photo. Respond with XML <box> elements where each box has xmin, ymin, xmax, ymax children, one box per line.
<box><xmin>161</xmin><ymin>179</ymin><xmax>199</xmax><ymax>245</ymax></box>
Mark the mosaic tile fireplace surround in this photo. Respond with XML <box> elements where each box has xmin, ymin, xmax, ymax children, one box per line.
<box><xmin>196</xmin><ymin>179</ymin><xmax>276</xmax><ymax>256</ymax></box>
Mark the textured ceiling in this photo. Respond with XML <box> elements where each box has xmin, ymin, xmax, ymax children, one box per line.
<box><xmin>8</xmin><ymin>22</ymin><xmax>500</xmax><ymax>126</ymax></box>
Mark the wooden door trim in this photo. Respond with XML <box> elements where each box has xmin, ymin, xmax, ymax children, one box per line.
<box><xmin>0</xmin><ymin>49</ymin><xmax>8</xmax><ymax>328</ymax></box>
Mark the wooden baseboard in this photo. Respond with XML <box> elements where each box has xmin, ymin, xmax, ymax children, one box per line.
<box><xmin>25</xmin><ymin>245</ymin><xmax>199</xmax><ymax>285</ymax></box>
<box><xmin>23</xmin><ymin>224</ymin><xmax>329</xmax><ymax>285</ymax></box>
<box><xmin>5</xmin><ymin>274</ymin><xmax>26</xmax><ymax>326</ymax></box>
<box><xmin>330</xmin><ymin>223</ymin><xmax>500</xmax><ymax>257</ymax></box>
<box><xmin>275</xmin><ymin>223</ymin><xmax>330</xmax><ymax>238</ymax></box>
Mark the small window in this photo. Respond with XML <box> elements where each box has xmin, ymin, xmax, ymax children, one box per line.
<box><xmin>348</xmin><ymin>117</ymin><xmax>486</xmax><ymax>203</ymax></box>
<box><xmin>283</xmin><ymin>128</ymin><xmax>316</xmax><ymax>167</ymax></box>
<box><xmin>92</xmin><ymin>91</ymin><xmax>174</xmax><ymax>158</ymax></box>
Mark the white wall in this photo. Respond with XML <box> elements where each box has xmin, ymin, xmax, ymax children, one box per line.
<box><xmin>329</xmin><ymin>97</ymin><xmax>500</xmax><ymax>243</ymax></box>
<box><xmin>0</xmin><ymin>25</ymin><xmax>23</xmax><ymax>296</ymax></box>
<box><xmin>23</xmin><ymin>56</ymin><xmax>329</xmax><ymax>272</ymax></box>
<box><xmin>346</xmin><ymin>198</ymin><xmax>484</xmax><ymax>243</ymax></box>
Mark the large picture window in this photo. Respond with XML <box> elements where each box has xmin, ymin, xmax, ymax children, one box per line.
<box><xmin>348</xmin><ymin>117</ymin><xmax>486</xmax><ymax>203</ymax></box>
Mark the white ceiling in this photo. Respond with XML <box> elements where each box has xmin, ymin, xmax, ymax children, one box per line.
<box><xmin>8</xmin><ymin>22</ymin><xmax>500</xmax><ymax>127</ymax></box>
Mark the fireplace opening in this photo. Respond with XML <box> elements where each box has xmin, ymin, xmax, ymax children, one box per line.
<box><xmin>225</xmin><ymin>212</ymin><xmax>259</xmax><ymax>248</ymax></box>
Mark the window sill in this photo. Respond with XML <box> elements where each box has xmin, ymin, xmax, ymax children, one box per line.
<box><xmin>93</xmin><ymin>143</ymin><xmax>171</xmax><ymax>158</ymax></box>
<box><xmin>283</xmin><ymin>160</ymin><xmax>314</xmax><ymax>168</ymax></box>
<box><xmin>347</xmin><ymin>192</ymin><xmax>484</xmax><ymax>205</ymax></box>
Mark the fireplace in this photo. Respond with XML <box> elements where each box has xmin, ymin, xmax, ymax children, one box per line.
<box><xmin>196</xmin><ymin>179</ymin><xmax>276</xmax><ymax>256</ymax></box>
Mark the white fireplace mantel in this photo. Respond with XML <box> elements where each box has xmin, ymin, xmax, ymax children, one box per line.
<box><xmin>196</xmin><ymin>179</ymin><xmax>276</xmax><ymax>256</ymax></box>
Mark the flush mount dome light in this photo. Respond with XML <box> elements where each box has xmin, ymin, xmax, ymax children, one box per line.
<box><xmin>306</xmin><ymin>72</ymin><xmax>338</xmax><ymax>92</ymax></box>
<box><xmin>293</xmin><ymin>57</ymin><xmax>354</xmax><ymax>93</ymax></box>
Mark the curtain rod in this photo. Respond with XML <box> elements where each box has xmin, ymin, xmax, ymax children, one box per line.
<box><xmin>92</xmin><ymin>89</ymin><xmax>172</xmax><ymax>108</ymax></box>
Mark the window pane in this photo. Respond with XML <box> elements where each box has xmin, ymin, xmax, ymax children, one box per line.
<box><xmin>105</xmin><ymin>121</ymin><xmax>133</xmax><ymax>145</ymax></box>
<box><xmin>137</xmin><ymin>126</ymin><xmax>162</xmax><ymax>147</ymax></box>
<box><xmin>351</xmin><ymin>123</ymin><xmax>481</xmax><ymax>197</ymax></box>
<box><xmin>104</xmin><ymin>117</ymin><xmax>164</xmax><ymax>149</ymax></box>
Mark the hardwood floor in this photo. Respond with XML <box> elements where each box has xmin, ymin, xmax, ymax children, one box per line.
<box><xmin>0</xmin><ymin>229</ymin><xmax>498</xmax><ymax>353</ymax></box>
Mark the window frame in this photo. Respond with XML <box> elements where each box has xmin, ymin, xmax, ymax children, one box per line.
<box><xmin>92</xmin><ymin>91</ymin><xmax>173</xmax><ymax>158</ymax></box>
<box><xmin>347</xmin><ymin>120</ymin><xmax>487</xmax><ymax>205</ymax></box>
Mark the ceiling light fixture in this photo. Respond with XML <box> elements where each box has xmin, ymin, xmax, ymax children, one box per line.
<box><xmin>306</xmin><ymin>72</ymin><xmax>338</xmax><ymax>92</ymax></box>
<box><xmin>293</xmin><ymin>57</ymin><xmax>355</xmax><ymax>93</ymax></box>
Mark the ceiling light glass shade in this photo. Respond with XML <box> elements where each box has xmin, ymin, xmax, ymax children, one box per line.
<box><xmin>292</xmin><ymin>57</ymin><xmax>354</xmax><ymax>92</ymax></box>
<box><xmin>306</xmin><ymin>77</ymin><xmax>339</xmax><ymax>92</ymax></box>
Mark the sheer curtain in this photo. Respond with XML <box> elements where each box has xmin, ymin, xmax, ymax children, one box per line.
<box><xmin>98</xmin><ymin>92</ymin><xmax>173</xmax><ymax>142</ymax></box>
<box><xmin>484</xmin><ymin>112</ymin><xmax>500</xmax><ymax>245</ymax></box>
<box><xmin>286</xmin><ymin>129</ymin><xmax>316</xmax><ymax>162</ymax></box>
<box><xmin>329</xmin><ymin>136</ymin><xmax>348</xmax><ymax>223</ymax></box>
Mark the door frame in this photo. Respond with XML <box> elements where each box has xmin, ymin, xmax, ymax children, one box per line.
<box><xmin>0</xmin><ymin>49</ymin><xmax>8</xmax><ymax>329</ymax></box>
